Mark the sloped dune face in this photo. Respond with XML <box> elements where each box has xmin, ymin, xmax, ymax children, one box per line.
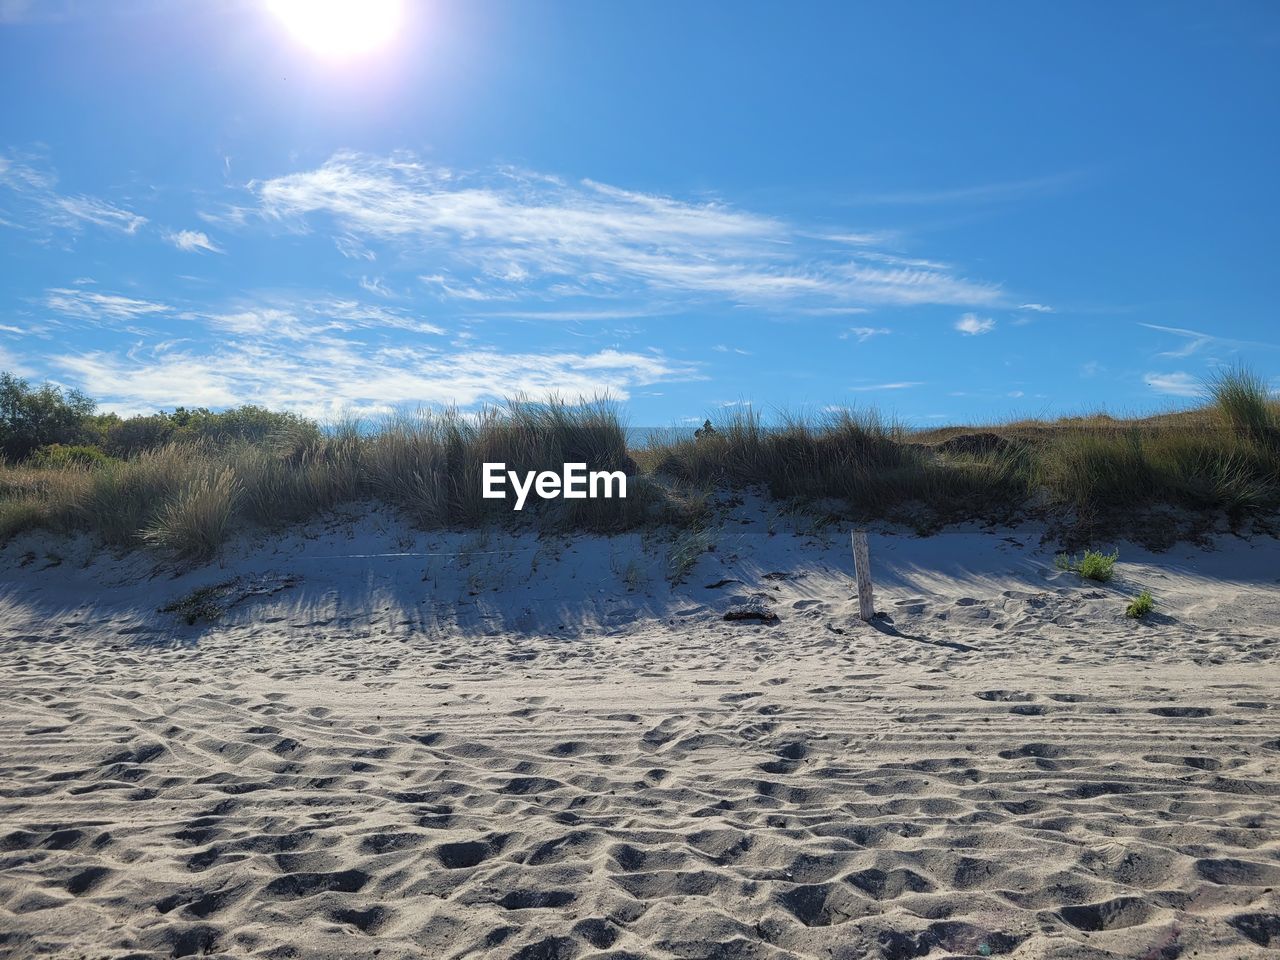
<box><xmin>1</xmin><ymin>513</ymin><xmax>1279</xmax><ymax>958</ymax></box>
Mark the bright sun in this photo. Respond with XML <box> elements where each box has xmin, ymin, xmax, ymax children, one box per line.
<box><xmin>268</xmin><ymin>0</ymin><xmax>403</xmax><ymax>59</ymax></box>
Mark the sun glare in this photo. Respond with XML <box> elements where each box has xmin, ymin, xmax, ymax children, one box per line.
<box><xmin>268</xmin><ymin>0</ymin><xmax>403</xmax><ymax>60</ymax></box>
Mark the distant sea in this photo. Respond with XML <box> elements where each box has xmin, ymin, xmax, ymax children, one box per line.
<box><xmin>626</xmin><ymin>426</ymin><xmax>697</xmax><ymax>448</ymax></box>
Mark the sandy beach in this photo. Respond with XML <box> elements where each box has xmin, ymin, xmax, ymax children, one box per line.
<box><xmin>5</xmin><ymin>1</ymin><xmax>1279</xmax><ymax>955</ymax></box>
<box><xmin>2</xmin><ymin>505</ymin><xmax>1278</xmax><ymax>959</ymax></box>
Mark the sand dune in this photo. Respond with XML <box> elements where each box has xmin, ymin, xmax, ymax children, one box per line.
<box><xmin>2</xmin><ymin>506</ymin><xmax>1278</xmax><ymax>958</ymax></box>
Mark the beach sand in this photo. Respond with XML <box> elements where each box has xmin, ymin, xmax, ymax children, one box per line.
<box><xmin>2</xmin><ymin>504</ymin><xmax>1278</xmax><ymax>958</ymax></box>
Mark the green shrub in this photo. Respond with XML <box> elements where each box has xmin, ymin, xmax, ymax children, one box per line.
<box><xmin>171</xmin><ymin>405</ymin><xmax>321</xmax><ymax>447</ymax></box>
<box><xmin>104</xmin><ymin>414</ymin><xmax>175</xmax><ymax>458</ymax></box>
<box><xmin>30</xmin><ymin>444</ymin><xmax>116</xmax><ymax>468</ymax></box>
<box><xmin>0</xmin><ymin>372</ymin><xmax>97</xmax><ymax>462</ymax></box>
<box><xmin>1125</xmin><ymin>590</ymin><xmax>1156</xmax><ymax>619</ymax></box>
<box><xmin>1055</xmin><ymin>548</ymin><xmax>1118</xmax><ymax>582</ymax></box>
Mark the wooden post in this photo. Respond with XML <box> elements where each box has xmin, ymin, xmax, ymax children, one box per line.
<box><xmin>851</xmin><ymin>528</ymin><xmax>874</xmax><ymax>621</ymax></box>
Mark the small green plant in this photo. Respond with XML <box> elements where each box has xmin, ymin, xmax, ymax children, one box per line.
<box><xmin>1125</xmin><ymin>589</ymin><xmax>1156</xmax><ymax>619</ymax></box>
<box><xmin>1055</xmin><ymin>548</ymin><xmax>1119</xmax><ymax>582</ymax></box>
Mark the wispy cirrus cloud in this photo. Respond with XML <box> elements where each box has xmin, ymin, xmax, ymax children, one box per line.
<box><xmin>164</xmin><ymin>228</ymin><xmax>222</xmax><ymax>254</ymax></box>
<box><xmin>955</xmin><ymin>313</ymin><xmax>995</xmax><ymax>335</ymax></box>
<box><xmin>359</xmin><ymin>275</ymin><xmax>393</xmax><ymax>297</ymax></box>
<box><xmin>0</xmin><ymin>152</ymin><xmax>146</xmax><ymax>237</ymax></box>
<box><xmin>1139</xmin><ymin>322</ymin><xmax>1277</xmax><ymax>359</ymax></box>
<box><xmin>842</xmin><ymin>326</ymin><xmax>891</xmax><ymax>342</ymax></box>
<box><xmin>206</xmin><ymin>298</ymin><xmax>445</xmax><ymax>339</ymax></box>
<box><xmin>849</xmin><ymin>171</ymin><xmax>1083</xmax><ymax>206</ymax></box>
<box><xmin>251</xmin><ymin>151</ymin><xmax>1005</xmax><ymax>311</ymax></box>
<box><xmin>40</xmin><ymin>281</ymin><xmax>690</xmax><ymax>416</ymax></box>
<box><xmin>44</xmin><ymin>287</ymin><xmax>170</xmax><ymax>322</ymax></box>
<box><xmin>848</xmin><ymin>381</ymin><xmax>922</xmax><ymax>391</ymax></box>
<box><xmin>42</xmin><ymin>285</ymin><xmax>445</xmax><ymax>339</ymax></box>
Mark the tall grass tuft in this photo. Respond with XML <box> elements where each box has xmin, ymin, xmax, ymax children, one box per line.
<box><xmin>1208</xmin><ymin>366</ymin><xmax>1278</xmax><ymax>442</ymax></box>
<box><xmin>364</xmin><ymin>397</ymin><xmax>639</xmax><ymax>528</ymax></box>
<box><xmin>144</xmin><ymin>465</ymin><xmax>242</xmax><ymax>561</ymax></box>
<box><xmin>84</xmin><ymin>445</ymin><xmax>204</xmax><ymax>547</ymax></box>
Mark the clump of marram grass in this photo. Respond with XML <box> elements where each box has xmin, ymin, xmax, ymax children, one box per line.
<box><xmin>666</xmin><ymin>524</ymin><xmax>713</xmax><ymax>584</ymax></box>
<box><xmin>143</xmin><ymin>466</ymin><xmax>242</xmax><ymax>561</ymax></box>
<box><xmin>639</xmin><ymin>406</ymin><xmax>1030</xmax><ymax>523</ymax></box>
<box><xmin>1208</xmin><ymin>366</ymin><xmax>1278</xmax><ymax>442</ymax></box>
<box><xmin>362</xmin><ymin>397</ymin><xmax>644</xmax><ymax>528</ymax></box>
<box><xmin>1125</xmin><ymin>590</ymin><xmax>1156</xmax><ymax>619</ymax></box>
<box><xmin>1055</xmin><ymin>548</ymin><xmax>1119</xmax><ymax>582</ymax></box>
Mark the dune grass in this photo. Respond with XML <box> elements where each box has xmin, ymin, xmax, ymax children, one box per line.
<box><xmin>0</xmin><ymin>371</ymin><xmax>1276</xmax><ymax>563</ymax></box>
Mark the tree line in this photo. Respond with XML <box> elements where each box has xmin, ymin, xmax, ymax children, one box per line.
<box><xmin>0</xmin><ymin>372</ymin><xmax>317</xmax><ymax>465</ymax></box>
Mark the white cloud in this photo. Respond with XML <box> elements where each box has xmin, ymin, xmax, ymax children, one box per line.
<box><xmin>252</xmin><ymin>151</ymin><xmax>1006</xmax><ymax>311</ymax></box>
<box><xmin>955</xmin><ymin>313</ymin><xmax>995</xmax><ymax>336</ymax></box>
<box><xmin>208</xmin><ymin>298</ymin><xmax>445</xmax><ymax>339</ymax></box>
<box><xmin>848</xmin><ymin>381</ymin><xmax>922</xmax><ymax>391</ymax></box>
<box><xmin>842</xmin><ymin>326</ymin><xmax>891</xmax><ymax>342</ymax></box>
<box><xmin>55</xmin><ymin>342</ymin><xmax>698</xmax><ymax>419</ymax></box>
<box><xmin>43</xmin><ymin>287</ymin><xmax>445</xmax><ymax>341</ymax></box>
<box><xmin>1144</xmin><ymin>371</ymin><xmax>1201</xmax><ymax>397</ymax></box>
<box><xmin>1018</xmin><ymin>302</ymin><xmax>1054</xmax><ymax>313</ymax></box>
<box><xmin>165</xmin><ymin>229</ymin><xmax>222</xmax><ymax>254</ymax></box>
<box><xmin>0</xmin><ymin>343</ymin><xmax>32</xmax><ymax>375</ymax></box>
<box><xmin>479</xmin><ymin>307</ymin><xmax>661</xmax><ymax>322</ymax></box>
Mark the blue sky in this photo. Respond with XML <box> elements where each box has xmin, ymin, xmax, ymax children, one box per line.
<box><xmin>2</xmin><ymin>1</ymin><xmax>1277</xmax><ymax>426</ymax></box>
